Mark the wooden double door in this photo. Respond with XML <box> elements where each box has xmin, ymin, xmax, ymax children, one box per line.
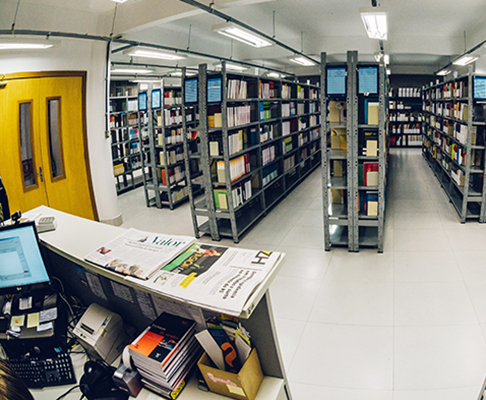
<box><xmin>0</xmin><ymin>72</ymin><xmax>97</xmax><ymax>220</ymax></box>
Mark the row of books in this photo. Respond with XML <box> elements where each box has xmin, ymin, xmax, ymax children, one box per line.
<box><xmin>159</xmin><ymin>147</ymin><xmax>184</xmax><ymax>166</ymax></box>
<box><xmin>389</xmin><ymin>113</ymin><xmax>421</xmax><ymax>122</ymax></box>
<box><xmin>213</xmin><ymin>179</ymin><xmax>252</xmax><ymax>210</ymax></box>
<box><xmin>281</xmin><ymin>102</ymin><xmax>296</xmax><ymax>117</ymax></box>
<box><xmin>283</xmin><ymin>154</ymin><xmax>295</xmax><ymax>173</ymax></box>
<box><xmin>112</xmin><ymin>143</ymin><xmax>139</xmax><ymax>160</ymax></box>
<box><xmin>358</xmin><ymin>162</ymin><xmax>379</xmax><ymax>187</ymax></box>
<box><xmin>228</xmin><ymin>105</ymin><xmax>252</xmax><ymax>127</ymax></box>
<box><xmin>259</xmin><ymin>80</ymin><xmax>277</xmax><ymax>99</ymax></box>
<box><xmin>262</xmin><ymin>145</ymin><xmax>276</xmax><ymax>166</ymax></box>
<box><xmin>425</xmin><ymin>81</ymin><xmax>468</xmax><ymax>100</ymax></box>
<box><xmin>216</xmin><ymin>154</ymin><xmax>250</xmax><ymax>183</ymax></box>
<box><xmin>160</xmin><ymin>165</ymin><xmax>185</xmax><ymax>186</ymax></box>
<box><xmin>158</xmin><ymin>129</ymin><xmax>185</xmax><ymax>146</ymax></box>
<box><xmin>262</xmin><ymin>164</ymin><xmax>278</xmax><ymax>186</ymax></box>
<box><xmin>164</xmin><ymin>89</ymin><xmax>182</xmax><ymax>106</ymax></box>
<box><xmin>164</xmin><ymin>109</ymin><xmax>184</xmax><ymax>125</ymax></box>
<box><xmin>389</xmin><ymin>87</ymin><xmax>421</xmax><ymax>98</ymax></box>
<box><xmin>110</xmin><ymin>127</ymin><xmax>139</xmax><ymax>143</ymax></box>
<box><xmin>282</xmin><ymin>137</ymin><xmax>293</xmax><ymax>154</ymax></box>
<box><xmin>259</xmin><ymin>102</ymin><xmax>279</xmax><ymax>121</ymax></box>
<box><xmin>110</xmin><ymin>98</ymin><xmax>138</xmax><ymax>112</ymax></box>
<box><xmin>227</xmin><ymin>79</ymin><xmax>249</xmax><ymax>100</ymax></box>
<box><xmin>228</xmin><ymin>130</ymin><xmax>244</xmax><ymax>155</ymax></box>
<box><xmin>390</xmin><ymin>124</ymin><xmax>421</xmax><ymax>134</ymax></box>
<box><xmin>301</xmin><ymin>146</ymin><xmax>309</xmax><ymax>161</ymax></box>
<box><xmin>358</xmin><ymin>191</ymin><xmax>379</xmax><ymax>216</ymax></box>
<box><xmin>260</xmin><ymin>124</ymin><xmax>275</xmax><ymax>143</ymax></box>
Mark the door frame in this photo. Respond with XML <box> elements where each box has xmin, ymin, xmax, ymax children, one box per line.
<box><xmin>5</xmin><ymin>71</ymin><xmax>99</xmax><ymax>221</ymax></box>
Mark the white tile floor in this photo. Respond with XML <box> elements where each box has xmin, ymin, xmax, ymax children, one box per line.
<box><xmin>118</xmin><ymin>148</ymin><xmax>486</xmax><ymax>400</ymax></box>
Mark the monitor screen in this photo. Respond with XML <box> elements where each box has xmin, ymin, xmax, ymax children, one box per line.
<box><xmin>184</xmin><ymin>78</ymin><xmax>198</xmax><ymax>104</ymax></box>
<box><xmin>151</xmin><ymin>89</ymin><xmax>161</xmax><ymax>110</ymax></box>
<box><xmin>0</xmin><ymin>222</ymin><xmax>50</xmax><ymax>295</ymax></box>
<box><xmin>207</xmin><ymin>77</ymin><xmax>222</xmax><ymax>103</ymax></box>
<box><xmin>138</xmin><ymin>92</ymin><xmax>147</xmax><ymax>111</ymax></box>
<box><xmin>327</xmin><ymin>67</ymin><xmax>346</xmax><ymax>96</ymax></box>
<box><xmin>474</xmin><ymin>76</ymin><xmax>486</xmax><ymax>100</ymax></box>
<box><xmin>358</xmin><ymin>66</ymin><xmax>378</xmax><ymax>94</ymax></box>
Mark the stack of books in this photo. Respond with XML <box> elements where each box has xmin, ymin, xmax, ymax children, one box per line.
<box><xmin>128</xmin><ymin>312</ymin><xmax>202</xmax><ymax>398</ymax></box>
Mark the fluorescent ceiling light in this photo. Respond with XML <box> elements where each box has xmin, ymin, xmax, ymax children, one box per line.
<box><xmin>386</xmin><ymin>69</ymin><xmax>391</xmax><ymax>75</ymax></box>
<box><xmin>212</xmin><ymin>23</ymin><xmax>272</xmax><ymax>48</ymax></box>
<box><xmin>453</xmin><ymin>55</ymin><xmax>478</xmax><ymax>66</ymax></box>
<box><xmin>170</xmin><ymin>71</ymin><xmax>197</xmax><ymax>77</ymax></box>
<box><xmin>267</xmin><ymin>72</ymin><xmax>284</xmax><ymax>78</ymax></box>
<box><xmin>0</xmin><ymin>43</ymin><xmax>53</xmax><ymax>50</ymax></box>
<box><xmin>214</xmin><ymin>63</ymin><xmax>248</xmax><ymax>71</ymax></box>
<box><xmin>436</xmin><ymin>70</ymin><xmax>451</xmax><ymax>76</ymax></box>
<box><xmin>111</xmin><ymin>0</ymin><xmax>129</xmax><ymax>3</ymax></box>
<box><xmin>289</xmin><ymin>56</ymin><xmax>316</xmax><ymax>66</ymax></box>
<box><xmin>111</xmin><ymin>68</ymin><xmax>153</xmax><ymax>74</ymax></box>
<box><xmin>131</xmin><ymin>79</ymin><xmax>161</xmax><ymax>83</ymax></box>
<box><xmin>127</xmin><ymin>48</ymin><xmax>186</xmax><ymax>60</ymax></box>
<box><xmin>384</xmin><ymin>54</ymin><xmax>390</xmax><ymax>65</ymax></box>
<box><xmin>360</xmin><ymin>7</ymin><xmax>388</xmax><ymax>40</ymax></box>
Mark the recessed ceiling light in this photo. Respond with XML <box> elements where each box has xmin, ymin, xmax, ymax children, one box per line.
<box><xmin>452</xmin><ymin>55</ymin><xmax>478</xmax><ymax>66</ymax></box>
<box><xmin>111</xmin><ymin>0</ymin><xmax>129</xmax><ymax>3</ymax></box>
<box><xmin>267</xmin><ymin>72</ymin><xmax>284</xmax><ymax>78</ymax></box>
<box><xmin>289</xmin><ymin>56</ymin><xmax>316</xmax><ymax>66</ymax></box>
<box><xmin>212</xmin><ymin>22</ymin><xmax>272</xmax><ymax>48</ymax></box>
<box><xmin>111</xmin><ymin>68</ymin><xmax>153</xmax><ymax>74</ymax></box>
<box><xmin>0</xmin><ymin>43</ymin><xmax>53</xmax><ymax>50</ymax></box>
<box><xmin>360</xmin><ymin>7</ymin><xmax>388</xmax><ymax>40</ymax></box>
<box><xmin>127</xmin><ymin>48</ymin><xmax>186</xmax><ymax>60</ymax></box>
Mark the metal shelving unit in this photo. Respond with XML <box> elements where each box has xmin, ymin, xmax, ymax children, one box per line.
<box><xmin>422</xmin><ymin>66</ymin><xmax>486</xmax><ymax>223</ymax></box>
<box><xmin>322</xmin><ymin>51</ymin><xmax>388</xmax><ymax>252</ymax></box>
<box><xmin>141</xmin><ymin>81</ymin><xmax>198</xmax><ymax>209</ymax></box>
<box><xmin>108</xmin><ymin>84</ymin><xmax>145</xmax><ymax>194</ymax></box>
<box><xmin>188</xmin><ymin>62</ymin><xmax>321</xmax><ymax>243</ymax></box>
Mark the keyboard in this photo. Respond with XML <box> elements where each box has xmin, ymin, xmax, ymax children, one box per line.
<box><xmin>8</xmin><ymin>352</ymin><xmax>76</xmax><ymax>388</ymax></box>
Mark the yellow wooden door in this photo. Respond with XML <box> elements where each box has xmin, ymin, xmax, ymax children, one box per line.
<box><xmin>0</xmin><ymin>78</ymin><xmax>48</xmax><ymax>213</ymax></box>
<box><xmin>0</xmin><ymin>72</ymin><xmax>96</xmax><ymax>220</ymax></box>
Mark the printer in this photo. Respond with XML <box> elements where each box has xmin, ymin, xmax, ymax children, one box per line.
<box><xmin>74</xmin><ymin>303</ymin><xmax>127</xmax><ymax>364</ymax></box>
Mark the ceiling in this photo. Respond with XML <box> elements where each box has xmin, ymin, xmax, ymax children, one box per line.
<box><xmin>3</xmin><ymin>0</ymin><xmax>486</xmax><ymax>77</ymax></box>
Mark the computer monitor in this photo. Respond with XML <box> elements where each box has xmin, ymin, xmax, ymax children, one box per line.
<box><xmin>358</xmin><ymin>66</ymin><xmax>378</xmax><ymax>94</ymax></box>
<box><xmin>326</xmin><ymin>67</ymin><xmax>347</xmax><ymax>97</ymax></box>
<box><xmin>184</xmin><ymin>78</ymin><xmax>198</xmax><ymax>104</ymax></box>
<box><xmin>473</xmin><ymin>76</ymin><xmax>486</xmax><ymax>100</ymax></box>
<box><xmin>138</xmin><ymin>92</ymin><xmax>148</xmax><ymax>111</ymax></box>
<box><xmin>207</xmin><ymin>77</ymin><xmax>222</xmax><ymax>103</ymax></box>
<box><xmin>0</xmin><ymin>222</ymin><xmax>51</xmax><ymax>296</ymax></box>
<box><xmin>151</xmin><ymin>89</ymin><xmax>161</xmax><ymax>110</ymax></box>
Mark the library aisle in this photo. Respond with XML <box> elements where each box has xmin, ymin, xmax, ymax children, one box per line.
<box><xmin>118</xmin><ymin>148</ymin><xmax>486</xmax><ymax>400</ymax></box>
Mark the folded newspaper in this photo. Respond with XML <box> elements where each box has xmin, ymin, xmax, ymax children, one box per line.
<box><xmin>126</xmin><ymin>243</ymin><xmax>282</xmax><ymax>316</ymax></box>
<box><xmin>84</xmin><ymin>229</ymin><xmax>194</xmax><ymax>280</ymax></box>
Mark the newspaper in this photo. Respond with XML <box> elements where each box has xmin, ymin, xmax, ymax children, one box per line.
<box><xmin>84</xmin><ymin>229</ymin><xmax>194</xmax><ymax>280</ymax></box>
<box><xmin>126</xmin><ymin>243</ymin><xmax>282</xmax><ymax>316</ymax></box>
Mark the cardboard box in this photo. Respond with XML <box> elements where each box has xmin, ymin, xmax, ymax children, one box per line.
<box><xmin>197</xmin><ymin>348</ymin><xmax>263</xmax><ymax>400</ymax></box>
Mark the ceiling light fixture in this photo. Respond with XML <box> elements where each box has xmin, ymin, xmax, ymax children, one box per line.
<box><xmin>111</xmin><ymin>0</ymin><xmax>129</xmax><ymax>3</ymax></box>
<box><xmin>289</xmin><ymin>56</ymin><xmax>316</xmax><ymax>66</ymax></box>
<box><xmin>452</xmin><ymin>55</ymin><xmax>478</xmax><ymax>66</ymax></box>
<box><xmin>386</xmin><ymin>69</ymin><xmax>391</xmax><ymax>75</ymax></box>
<box><xmin>214</xmin><ymin>63</ymin><xmax>248</xmax><ymax>71</ymax></box>
<box><xmin>130</xmin><ymin>79</ymin><xmax>161</xmax><ymax>83</ymax></box>
<box><xmin>170</xmin><ymin>71</ymin><xmax>197</xmax><ymax>77</ymax></box>
<box><xmin>384</xmin><ymin>54</ymin><xmax>390</xmax><ymax>65</ymax></box>
<box><xmin>212</xmin><ymin>22</ymin><xmax>272</xmax><ymax>48</ymax></box>
<box><xmin>111</xmin><ymin>68</ymin><xmax>153</xmax><ymax>74</ymax></box>
<box><xmin>267</xmin><ymin>72</ymin><xmax>284</xmax><ymax>78</ymax></box>
<box><xmin>127</xmin><ymin>48</ymin><xmax>186</xmax><ymax>60</ymax></box>
<box><xmin>436</xmin><ymin>70</ymin><xmax>451</xmax><ymax>76</ymax></box>
<box><xmin>0</xmin><ymin>43</ymin><xmax>53</xmax><ymax>50</ymax></box>
<box><xmin>360</xmin><ymin>7</ymin><xmax>388</xmax><ymax>40</ymax></box>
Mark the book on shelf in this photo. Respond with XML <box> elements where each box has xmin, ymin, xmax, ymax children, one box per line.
<box><xmin>365</xmin><ymin>100</ymin><xmax>379</xmax><ymax>125</ymax></box>
<box><xmin>228</xmin><ymin>105</ymin><xmax>251</xmax><ymax>127</ymax></box>
<box><xmin>362</xmin><ymin>162</ymin><xmax>379</xmax><ymax>187</ymax></box>
<box><xmin>216</xmin><ymin>154</ymin><xmax>250</xmax><ymax>183</ymax></box>
<box><xmin>213</xmin><ymin>180</ymin><xmax>252</xmax><ymax>210</ymax></box>
<box><xmin>282</xmin><ymin>137</ymin><xmax>293</xmax><ymax>154</ymax></box>
<box><xmin>161</xmin><ymin>165</ymin><xmax>186</xmax><ymax>186</ymax></box>
<box><xmin>358</xmin><ymin>130</ymin><xmax>378</xmax><ymax>156</ymax></box>
<box><xmin>261</xmin><ymin>145</ymin><xmax>276</xmax><ymax>166</ymax></box>
<box><xmin>329</xmin><ymin>101</ymin><xmax>346</xmax><ymax>124</ymax></box>
<box><xmin>331</xmin><ymin>189</ymin><xmax>344</xmax><ymax>204</ymax></box>
<box><xmin>84</xmin><ymin>229</ymin><xmax>194</xmax><ymax>280</ymax></box>
<box><xmin>330</xmin><ymin>128</ymin><xmax>347</xmax><ymax>150</ymax></box>
<box><xmin>358</xmin><ymin>191</ymin><xmax>378</xmax><ymax>216</ymax></box>
<box><xmin>228</xmin><ymin>79</ymin><xmax>248</xmax><ymax>100</ymax></box>
<box><xmin>283</xmin><ymin>155</ymin><xmax>295</xmax><ymax>172</ymax></box>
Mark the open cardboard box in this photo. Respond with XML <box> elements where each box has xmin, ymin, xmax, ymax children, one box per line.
<box><xmin>197</xmin><ymin>348</ymin><xmax>263</xmax><ymax>400</ymax></box>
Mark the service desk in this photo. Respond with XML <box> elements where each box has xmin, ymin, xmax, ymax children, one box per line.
<box><xmin>27</xmin><ymin>206</ymin><xmax>291</xmax><ymax>400</ymax></box>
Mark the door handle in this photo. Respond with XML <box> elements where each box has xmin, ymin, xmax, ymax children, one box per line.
<box><xmin>38</xmin><ymin>166</ymin><xmax>43</xmax><ymax>183</ymax></box>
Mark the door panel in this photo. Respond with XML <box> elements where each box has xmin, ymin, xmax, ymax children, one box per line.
<box><xmin>0</xmin><ymin>73</ymin><xmax>96</xmax><ymax>221</ymax></box>
<box><xmin>0</xmin><ymin>78</ymin><xmax>48</xmax><ymax>213</ymax></box>
<box><xmin>39</xmin><ymin>76</ymin><xmax>95</xmax><ymax>220</ymax></box>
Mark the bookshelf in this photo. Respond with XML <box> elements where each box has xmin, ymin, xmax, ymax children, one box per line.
<box><xmin>322</xmin><ymin>51</ymin><xmax>388</xmax><ymax>252</ymax></box>
<box><xmin>109</xmin><ymin>83</ymin><xmax>145</xmax><ymax>194</ymax></box>
<box><xmin>422</xmin><ymin>67</ymin><xmax>486</xmax><ymax>222</ymax></box>
<box><xmin>187</xmin><ymin>63</ymin><xmax>321</xmax><ymax>243</ymax></box>
<box><xmin>388</xmin><ymin>88</ymin><xmax>422</xmax><ymax>147</ymax></box>
<box><xmin>141</xmin><ymin>82</ymin><xmax>199</xmax><ymax>209</ymax></box>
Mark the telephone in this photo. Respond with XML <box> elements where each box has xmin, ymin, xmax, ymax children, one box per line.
<box><xmin>36</xmin><ymin>216</ymin><xmax>57</xmax><ymax>233</ymax></box>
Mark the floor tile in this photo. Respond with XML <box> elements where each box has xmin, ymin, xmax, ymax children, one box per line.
<box><xmin>275</xmin><ymin>245</ymin><xmax>331</xmax><ymax>280</ymax></box>
<box><xmin>393</xmin><ymin>387</ymin><xmax>482</xmax><ymax>400</ymax></box>
<box><xmin>274</xmin><ymin>318</ymin><xmax>307</xmax><ymax>371</ymax></box>
<box><xmin>308</xmin><ymin>280</ymin><xmax>393</xmax><ymax>326</ymax></box>
<box><xmin>394</xmin><ymin>250</ymin><xmax>463</xmax><ymax>282</ymax></box>
<box><xmin>455</xmin><ymin>250</ymin><xmax>486</xmax><ymax>281</ymax></box>
<box><xmin>269</xmin><ymin>276</ymin><xmax>321</xmax><ymax>321</ymax></box>
<box><xmin>394</xmin><ymin>325</ymin><xmax>486</xmax><ymax>390</ymax></box>
<box><xmin>393</xmin><ymin>229</ymin><xmax>451</xmax><ymax>251</ymax></box>
<box><xmin>289</xmin><ymin>323</ymin><xmax>393</xmax><ymax>390</ymax></box>
<box><xmin>395</xmin><ymin>282</ymin><xmax>478</xmax><ymax>326</ymax></box>
<box><xmin>280</xmin><ymin>225</ymin><xmax>324</xmax><ymax>249</ymax></box>
<box><xmin>290</xmin><ymin>383</ymin><xmax>393</xmax><ymax>400</ymax></box>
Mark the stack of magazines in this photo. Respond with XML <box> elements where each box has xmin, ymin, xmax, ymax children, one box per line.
<box><xmin>128</xmin><ymin>312</ymin><xmax>202</xmax><ymax>398</ymax></box>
